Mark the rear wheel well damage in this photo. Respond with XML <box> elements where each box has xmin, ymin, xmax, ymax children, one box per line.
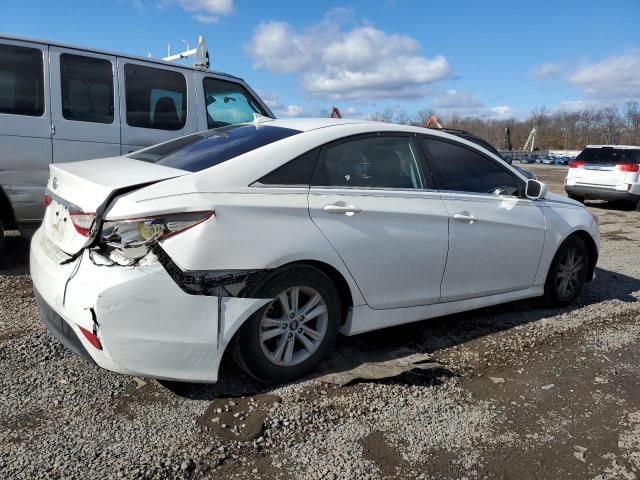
<box><xmin>565</xmin><ymin>230</ymin><xmax>598</xmax><ymax>283</ymax></box>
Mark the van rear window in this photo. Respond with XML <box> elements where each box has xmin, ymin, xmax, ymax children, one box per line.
<box><xmin>130</xmin><ymin>124</ymin><xmax>300</xmax><ymax>172</ymax></box>
<box><xmin>0</xmin><ymin>44</ymin><xmax>44</xmax><ymax>116</ymax></box>
<box><xmin>577</xmin><ymin>148</ymin><xmax>638</xmax><ymax>164</ymax></box>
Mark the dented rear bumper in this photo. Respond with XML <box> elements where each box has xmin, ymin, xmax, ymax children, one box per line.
<box><xmin>30</xmin><ymin>228</ymin><xmax>269</xmax><ymax>383</ymax></box>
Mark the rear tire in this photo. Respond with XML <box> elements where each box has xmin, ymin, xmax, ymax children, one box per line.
<box><xmin>634</xmin><ymin>197</ymin><xmax>640</xmax><ymax>212</ymax></box>
<box><xmin>568</xmin><ymin>194</ymin><xmax>584</xmax><ymax>203</ymax></box>
<box><xmin>234</xmin><ymin>266</ymin><xmax>340</xmax><ymax>384</ymax></box>
<box><xmin>543</xmin><ymin>236</ymin><xmax>589</xmax><ymax>307</ymax></box>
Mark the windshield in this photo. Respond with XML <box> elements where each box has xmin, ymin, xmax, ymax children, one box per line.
<box><xmin>204</xmin><ymin>78</ymin><xmax>269</xmax><ymax>128</ymax></box>
<box><xmin>577</xmin><ymin>147</ymin><xmax>638</xmax><ymax>164</ymax></box>
<box><xmin>130</xmin><ymin>124</ymin><xmax>300</xmax><ymax>172</ymax></box>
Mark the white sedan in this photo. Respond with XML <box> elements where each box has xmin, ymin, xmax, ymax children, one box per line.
<box><xmin>30</xmin><ymin>118</ymin><xmax>600</xmax><ymax>384</ymax></box>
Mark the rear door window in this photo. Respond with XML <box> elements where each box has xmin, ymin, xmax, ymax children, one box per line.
<box><xmin>577</xmin><ymin>148</ymin><xmax>638</xmax><ymax>165</ymax></box>
<box><xmin>124</xmin><ymin>64</ymin><xmax>187</xmax><ymax>130</ymax></box>
<box><xmin>203</xmin><ymin>77</ymin><xmax>268</xmax><ymax>128</ymax></box>
<box><xmin>312</xmin><ymin>136</ymin><xmax>425</xmax><ymax>189</ymax></box>
<box><xmin>131</xmin><ymin>124</ymin><xmax>300</xmax><ymax>172</ymax></box>
<box><xmin>0</xmin><ymin>44</ymin><xmax>44</xmax><ymax>116</ymax></box>
<box><xmin>60</xmin><ymin>53</ymin><xmax>114</xmax><ymax>123</ymax></box>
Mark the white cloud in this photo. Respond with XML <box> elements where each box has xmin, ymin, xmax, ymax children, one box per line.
<box><xmin>432</xmin><ymin>89</ymin><xmax>484</xmax><ymax>109</ymax></box>
<box><xmin>245</xmin><ymin>12</ymin><xmax>451</xmax><ymax>100</ymax></box>
<box><xmin>431</xmin><ymin>89</ymin><xmax>513</xmax><ymax>119</ymax></box>
<box><xmin>192</xmin><ymin>13</ymin><xmax>220</xmax><ymax>23</ymax></box>
<box><xmin>568</xmin><ymin>51</ymin><xmax>640</xmax><ymax>100</ymax></box>
<box><xmin>531</xmin><ymin>62</ymin><xmax>563</xmax><ymax>78</ymax></box>
<box><xmin>175</xmin><ymin>0</ymin><xmax>233</xmax><ymax>14</ymax></box>
<box><xmin>281</xmin><ymin>105</ymin><xmax>305</xmax><ymax>117</ymax></box>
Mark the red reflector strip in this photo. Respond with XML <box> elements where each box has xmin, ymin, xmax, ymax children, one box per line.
<box><xmin>77</xmin><ymin>325</ymin><xmax>102</xmax><ymax>350</ymax></box>
<box><xmin>615</xmin><ymin>163</ymin><xmax>640</xmax><ymax>172</ymax></box>
<box><xmin>44</xmin><ymin>194</ymin><xmax>53</xmax><ymax>207</ymax></box>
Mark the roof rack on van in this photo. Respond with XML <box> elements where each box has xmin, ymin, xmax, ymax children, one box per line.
<box><xmin>163</xmin><ymin>35</ymin><xmax>210</xmax><ymax>71</ymax></box>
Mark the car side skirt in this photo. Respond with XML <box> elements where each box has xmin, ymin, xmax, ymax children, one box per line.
<box><xmin>342</xmin><ymin>286</ymin><xmax>544</xmax><ymax>336</ymax></box>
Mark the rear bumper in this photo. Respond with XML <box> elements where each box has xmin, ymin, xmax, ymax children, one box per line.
<box><xmin>564</xmin><ymin>184</ymin><xmax>638</xmax><ymax>201</ymax></box>
<box><xmin>29</xmin><ymin>228</ymin><xmax>269</xmax><ymax>382</ymax></box>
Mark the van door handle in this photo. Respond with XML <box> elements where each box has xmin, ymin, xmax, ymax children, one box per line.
<box><xmin>453</xmin><ymin>212</ymin><xmax>477</xmax><ymax>223</ymax></box>
<box><xmin>323</xmin><ymin>203</ymin><xmax>362</xmax><ymax>215</ymax></box>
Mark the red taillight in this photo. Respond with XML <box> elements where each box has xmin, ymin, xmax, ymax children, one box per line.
<box><xmin>69</xmin><ymin>212</ymin><xmax>96</xmax><ymax>237</ymax></box>
<box><xmin>569</xmin><ymin>160</ymin><xmax>585</xmax><ymax>169</ymax></box>
<box><xmin>615</xmin><ymin>163</ymin><xmax>640</xmax><ymax>172</ymax></box>
<box><xmin>44</xmin><ymin>194</ymin><xmax>52</xmax><ymax>207</ymax></box>
<box><xmin>77</xmin><ymin>325</ymin><xmax>102</xmax><ymax>350</ymax></box>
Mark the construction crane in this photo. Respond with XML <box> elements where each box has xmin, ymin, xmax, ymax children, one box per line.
<box><xmin>328</xmin><ymin>107</ymin><xmax>342</xmax><ymax>119</ymax></box>
<box><xmin>522</xmin><ymin>126</ymin><xmax>537</xmax><ymax>152</ymax></box>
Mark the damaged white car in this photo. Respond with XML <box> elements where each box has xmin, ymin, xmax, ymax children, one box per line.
<box><xmin>31</xmin><ymin>118</ymin><xmax>600</xmax><ymax>383</ymax></box>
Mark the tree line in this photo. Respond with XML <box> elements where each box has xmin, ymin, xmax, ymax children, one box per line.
<box><xmin>366</xmin><ymin>100</ymin><xmax>640</xmax><ymax>151</ymax></box>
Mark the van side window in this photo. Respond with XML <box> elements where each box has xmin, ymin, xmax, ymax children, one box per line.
<box><xmin>60</xmin><ymin>54</ymin><xmax>114</xmax><ymax>124</ymax></box>
<box><xmin>203</xmin><ymin>77</ymin><xmax>268</xmax><ymax>128</ymax></box>
<box><xmin>0</xmin><ymin>44</ymin><xmax>44</xmax><ymax>116</ymax></box>
<box><xmin>124</xmin><ymin>64</ymin><xmax>187</xmax><ymax>130</ymax></box>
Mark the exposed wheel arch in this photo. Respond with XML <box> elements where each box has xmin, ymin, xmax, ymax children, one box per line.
<box><xmin>242</xmin><ymin>260</ymin><xmax>354</xmax><ymax>326</ymax></box>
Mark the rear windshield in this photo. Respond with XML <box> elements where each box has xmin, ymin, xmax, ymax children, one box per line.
<box><xmin>577</xmin><ymin>148</ymin><xmax>638</xmax><ymax>164</ymax></box>
<box><xmin>129</xmin><ymin>124</ymin><xmax>300</xmax><ymax>172</ymax></box>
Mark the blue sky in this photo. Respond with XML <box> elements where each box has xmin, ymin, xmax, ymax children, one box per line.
<box><xmin>2</xmin><ymin>0</ymin><xmax>639</xmax><ymax>120</ymax></box>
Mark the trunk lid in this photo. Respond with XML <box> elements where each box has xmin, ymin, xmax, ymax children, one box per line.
<box><xmin>43</xmin><ymin>156</ymin><xmax>188</xmax><ymax>255</ymax></box>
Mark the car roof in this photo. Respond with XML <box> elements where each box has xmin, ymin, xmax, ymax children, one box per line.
<box><xmin>0</xmin><ymin>33</ymin><xmax>242</xmax><ymax>79</ymax></box>
<box><xmin>585</xmin><ymin>145</ymin><xmax>640</xmax><ymax>149</ymax></box>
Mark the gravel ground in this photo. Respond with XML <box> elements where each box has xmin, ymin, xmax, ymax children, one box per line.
<box><xmin>1</xmin><ymin>164</ymin><xmax>639</xmax><ymax>479</ymax></box>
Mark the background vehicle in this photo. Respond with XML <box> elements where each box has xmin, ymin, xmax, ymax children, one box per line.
<box><xmin>521</xmin><ymin>154</ymin><xmax>537</xmax><ymax>164</ymax></box>
<box><xmin>565</xmin><ymin>145</ymin><xmax>640</xmax><ymax>210</ymax></box>
<box><xmin>0</xmin><ymin>34</ymin><xmax>274</xmax><ymax>246</ymax></box>
<box><xmin>31</xmin><ymin>118</ymin><xmax>599</xmax><ymax>384</ymax></box>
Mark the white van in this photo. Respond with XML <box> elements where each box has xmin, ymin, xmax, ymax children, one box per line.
<box><xmin>0</xmin><ymin>34</ymin><xmax>274</xmax><ymax>246</ymax></box>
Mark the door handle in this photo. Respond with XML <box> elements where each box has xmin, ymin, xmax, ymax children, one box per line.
<box><xmin>323</xmin><ymin>203</ymin><xmax>362</xmax><ymax>215</ymax></box>
<box><xmin>453</xmin><ymin>212</ymin><xmax>477</xmax><ymax>223</ymax></box>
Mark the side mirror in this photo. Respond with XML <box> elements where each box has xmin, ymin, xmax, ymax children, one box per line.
<box><xmin>525</xmin><ymin>179</ymin><xmax>547</xmax><ymax>200</ymax></box>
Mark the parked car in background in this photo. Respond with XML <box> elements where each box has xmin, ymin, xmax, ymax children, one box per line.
<box><xmin>31</xmin><ymin>118</ymin><xmax>599</xmax><ymax>384</ymax></box>
<box><xmin>0</xmin><ymin>34</ymin><xmax>274</xmax><ymax>248</ymax></box>
<box><xmin>521</xmin><ymin>154</ymin><xmax>537</xmax><ymax>164</ymax></box>
<box><xmin>565</xmin><ymin>145</ymin><xmax>640</xmax><ymax>210</ymax></box>
<box><xmin>541</xmin><ymin>156</ymin><xmax>556</xmax><ymax>165</ymax></box>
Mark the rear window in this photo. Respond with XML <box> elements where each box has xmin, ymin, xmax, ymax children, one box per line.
<box><xmin>0</xmin><ymin>44</ymin><xmax>44</xmax><ymax>116</ymax></box>
<box><xmin>577</xmin><ymin>148</ymin><xmax>638</xmax><ymax>164</ymax></box>
<box><xmin>130</xmin><ymin>124</ymin><xmax>300</xmax><ymax>172</ymax></box>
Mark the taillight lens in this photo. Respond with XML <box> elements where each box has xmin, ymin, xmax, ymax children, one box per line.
<box><xmin>569</xmin><ymin>160</ymin><xmax>585</xmax><ymax>168</ymax></box>
<box><xmin>44</xmin><ymin>193</ymin><xmax>53</xmax><ymax>208</ymax></box>
<box><xmin>101</xmin><ymin>211</ymin><xmax>214</xmax><ymax>250</ymax></box>
<box><xmin>615</xmin><ymin>163</ymin><xmax>640</xmax><ymax>172</ymax></box>
<box><xmin>69</xmin><ymin>212</ymin><xmax>96</xmax><ymax>237</ymax></box>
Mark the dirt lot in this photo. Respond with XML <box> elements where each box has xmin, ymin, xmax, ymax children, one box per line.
<box><xmin>1</xmin><ymin>164</ymin><xmax>639</xmax><ymax>479</ymax></box>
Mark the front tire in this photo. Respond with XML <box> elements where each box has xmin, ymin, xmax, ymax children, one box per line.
<box><xmin>543</xmin><ymin>236</ymin><xmax>589</xmax><ymax>307</ymax></box>
<box><xmin>234</xmin><ymin>266</ymin><xmax>340</xmax><ymax>384</ymax></box>
<box><xmin>567</xmin><ymin>193</ymin><xmax>584</xmax><ymax>203</ymax></box>
<box><xmin>0</xmin><ymin>217</ymin><xmax>4</xmax><ymax>254</ymax></box>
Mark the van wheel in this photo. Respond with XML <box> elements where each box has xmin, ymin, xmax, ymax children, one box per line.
<box><xmin>233</xmin><ymin>266</ymin><xmax>340</xmax><ymax>384</ymax></box>
<box><xmin>543</xmin><ymin>236</ymin><xmax>588</xmax><ymax>307</ymax></box>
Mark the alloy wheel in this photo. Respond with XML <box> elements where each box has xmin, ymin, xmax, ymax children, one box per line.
<box><xmin>554</xmin><ymin>246</ymin><xmax>584</xmax><ymax>297</ymax></box>
<box><xmin>259</xmin><ymin>286</ymin><xmax>329</xmax><ymax>367</ymax></box>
